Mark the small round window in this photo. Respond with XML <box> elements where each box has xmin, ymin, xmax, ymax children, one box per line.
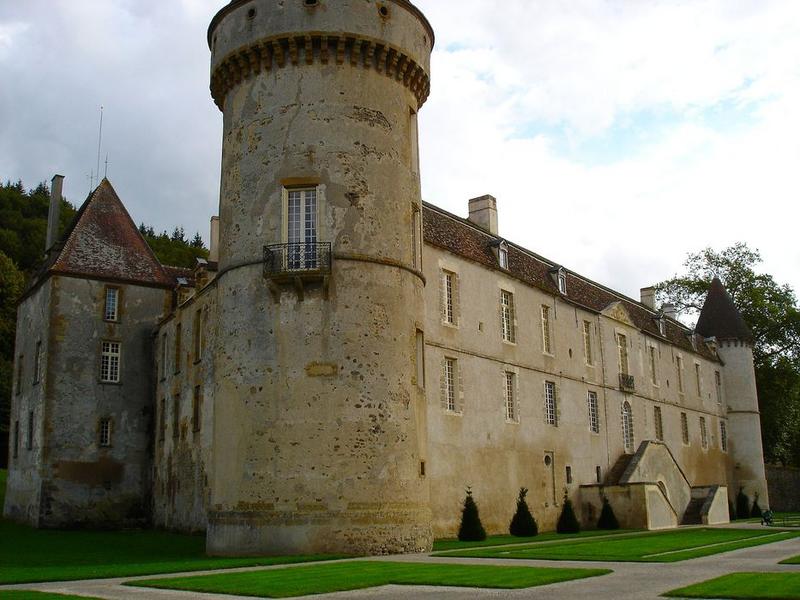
<box><xmin>378</xmin><ymin>5</ymin><xmax>390</xmax><ymax>17</ymax></box>
<box><xmin>544</xmin><ymin>454</ymin><xmax>552</xmax><ymax>467</ymax></box>
<box><xmin>247</xmin><ymin>7</ymin><xmax>256</xmax><ymax>19</ymax></box>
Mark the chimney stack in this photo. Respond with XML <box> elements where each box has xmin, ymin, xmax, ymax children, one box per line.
<box><xmin>208</xmin><ymin>216</ymin><xmax>220</xmax><ymax>262</ymax></box>
<box><xmin>46</xmin><ymin>175</ymin><xmax>65</xmax><ymax>252</ymax></box>
<box><xmin>467</xmin><ymin>195</ymin><xmax>498</xmax><ymax>235</ymax></box>
<box><xmin>662</xmin><ymin>303</ymin><xmax>678</xmax><ymax>320</ymax></box>
<box><xmin>640</xmin><ymin>286</ymin><xmax>656</xmax><ymax>309</ymax></box>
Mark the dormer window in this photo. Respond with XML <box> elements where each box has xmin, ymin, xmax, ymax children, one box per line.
<box><xmin>657</xmin><ymin>316</ymin><xmax>667</xmax><ymax>336</ymax></box>
<box><xmin>498</xmin><ymin>242</ymin><xmax>509</xmax><ymax>270</ymax></box>
<box><xmin>557</xmin><ymin>268</ymin><xmax>567</xmax><ymax>295</ymax></box>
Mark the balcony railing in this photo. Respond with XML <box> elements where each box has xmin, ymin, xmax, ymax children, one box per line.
<box><xmin>264</xmin><ymin>242</ymin><xmax>332</xmax><ymax>279</ymax></box>
<box><xmin>619</xmin><ymin>373</ymin><xmax>635</xmax><ymax>393</ymax></box>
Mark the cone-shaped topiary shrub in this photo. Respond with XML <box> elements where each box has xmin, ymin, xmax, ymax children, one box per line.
<box><xmin>750</xmin><ymin>492</ymin><xmax>762</xmax><ymax>518</ymax></box>
<box><xmin>597</xmin><ymin>496</ymin><xmax>620</xmax><ymax>530</ymax></box>
<box><xmin>458</xmin><ymin>487</ymin><xmax>487</xmax><ymax>541</ymax></box>
<box><xmin>556</xmin><ymin>493</ymin><xmax>581</xmax><ymax>534</ymax></box>
<box><xmin>736</xmin><ymin>488</ymin><xmax>750</xmax><ymax>521</ymax></box>
<box><xmin>509</xmin><ymin>488</ymin><xmax>538</xmax><ymax>537</ymax></box>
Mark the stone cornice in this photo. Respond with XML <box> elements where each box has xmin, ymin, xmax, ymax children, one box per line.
<box><xmin>207</xmin><ymin>0</ymin><xmax>436</xmax><ymax>50</ymax></box>
<box><xmin>210</xmin><ymin>32</ymin><xmax>431</xmax><ymax>110</ymax></box>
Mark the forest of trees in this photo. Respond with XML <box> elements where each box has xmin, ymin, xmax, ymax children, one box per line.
<box><xmin>0</xmin><ymin>180</ymin><xmax>207</xmax><ymax>437</ymax></box>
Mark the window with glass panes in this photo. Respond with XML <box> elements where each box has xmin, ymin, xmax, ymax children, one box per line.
<box><xmin>654</xmin><ymin>406</ymin><xmax>664</xmax><ymax>441</ymax></box>
<box><xmin>649</xmin><ymin>346</ymin><xmax>658</xmax><ymax>384</ymax></box>
<box><xmin>621</xmin><ymin>401</ymin><xmax>634</xmax><ymax>452</ymax></box>
<box><xmin>700</xmin><ymin>416</ymin><xmax>708</xmax><ymax>448</ymax></box>
<box><xmin>583</xmin><ymin>320</ymin><xmax>593</xmax><ymax>365</ymax></box>
<box><xmin>545</xmin><ymin>381</ymin><xmax>557</xmax><ymax>426</ymax></box>
<box><xmin>720</xmin><ymin>420</ymin><xmax>728</xmax><ymax>451</ymax></box>
<box><xmin>541</xmin><ymin>305</ymin><xmax>552</xmax><ymax>354</ymax></box>
<box><xmin>100</xmin><ymin>341</ymin><xmax>121</xmax><ymax>383</ymax></box>
<box><xmin>617</xmin><ymin>333</ymin><xmax>629</xmax><ymax>375</ymax></box>
<box><xmin>501</xmin><ymin>291</ymin><xmax>515</xmax><ymax>342</ymax></box>
<box><xmin>286</xmin><ymin>187</ymin><xmax>317</xmax><ymax>269</ymax></box>
<box><xmin>99</xmin><ymin>418</ymin><xmax>112</xmax><ymax>447</ymax></box>
<box><xmin>443</xmin><ymin>358</ymin><xmax>457</xmax><ymax>413</ymax></box>
<box><xmin>505</xmin><ymin>372</ymin><xmax>517</xmax><ymax>421</ymax></box>
<box><xmin>587</xmin><ymin>391</ymin><xmax>599</xmax><ymax>433</ymax></box>
<box><xmin>104</xmin><ymin>287</ymin><xmax>119</xmax><ymax>321</ymax></box>
<box><xmin>681</xmin><ymin>412</ymin><xmax>689</xmax><ymax>444</ymax></box>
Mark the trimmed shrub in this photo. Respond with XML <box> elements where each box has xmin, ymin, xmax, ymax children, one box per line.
<box><xmin>750</xmin><ymin>493</ymin><xmax>762</xmax><ymax>518</ymax></box>
<box><xmin>736</xmin><ymin>488</ymin><xmax>750</xmax><ymax>521</ymax></box>
<box><xmin>556</xmin><ymin>494</ymin><xmax>581</xmax><ymax>534</ymax></box>
<box><xmin>597</xmin><ymin>496</ymin><xmax>620</xmax><ymax>530</ymax></box>
<box><xmin>509</xmin><ymin>488</ymin><xmax>538</xmax><ymax>537</ymax></box>
<box><xmin>458</xmin><ymin>487</ymin><xmax>487</xmax><ymax>541</ymax></box>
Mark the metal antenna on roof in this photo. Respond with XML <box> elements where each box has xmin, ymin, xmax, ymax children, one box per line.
<box><xmin>95</xmin><ymin>105</ymin><xmax>104</xmax><ymax>184</ymax></box>
<box><xmin>87</xmin><ymin>171</ymin><xmax>94</xmax><ymax>196</ymax></box>
<box><xmin>104</xmin><ymin>154</ymin><xmax>109</xmax><ymax>179</ymax></box>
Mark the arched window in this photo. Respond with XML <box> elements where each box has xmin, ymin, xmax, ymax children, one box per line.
<box><xmin>622</xmin><ymin>401</ymin><xmax>634</xmax><ymax>453</ymax></box>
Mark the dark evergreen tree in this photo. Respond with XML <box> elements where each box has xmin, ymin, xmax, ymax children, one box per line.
<box><xmin>509</xmin><ymin>488</ymin><xmax>538</xmax><ymax>537</ymax></box>
<box><xmin>458</xmin><ymin>487</ymin><xmax>487</xmax><ymax>542</ymax></box>
<box><xmin>556</xmin><ymin>493</ymin><xmax>581</xmax><ymax>533</ymax></box>
<box><xmin>191</xmin><ymin>232</ymin><xmax>204</xmax><ymax>248</ymax></box>
<box><xmin>750</xmin><ymin>492</ymin><xmax>762</xmax><ymax>518</ymax></box>
<box><xmin>597</xmin><ymin>496</ymin><xmax>620</xmax><ymax>530</ymax></box>
<box><xmin>736</xmin><ymin>488</ymin><xmax>750</xmax><ymax>521</ymax></box>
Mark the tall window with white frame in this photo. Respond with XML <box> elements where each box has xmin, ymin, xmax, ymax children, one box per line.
<box><xmin>501</xmin><ymin>290</ymin><xmax>515</xmax><ymax>343</ymax></box>
<box><xmin>617</xmin><ymin>333</ymin><xmax>629</xmax><ymax>375</ymax></box>
<box><xmin>100</xmin><ymin>341</ymin><xmax>121</xmax><ymax>383</ymax></box>
<box><xmin>286</xmin><ymin>187</ymin><xmax>317</xmax><ymax>270</ymax></box>
<box><xmin>541</xmin><ymin>305</ymin><xmax>552</xmax><ymax>354</ymax></box>
<box><xmin>99</xmin><ymin>418</ymin><xmax>112</xmax><ymax>447</ymax></box>
<box><xmin>676</xmin><ymin>356</ymin><xmax>685</xmax><ymax>394</ymax></box>
<box><xmin>104</xmin><ymin>287</ymin><xmax>119</xmax><ymax>321</ymax></box>
<box><xmin>498</xmin><ymin>243</ymin><xmax>509</xmax><ymax>269</ymax></box>
<box><xmin>442</xmin><ymin>357</ymin><xmax>458</xmax><ymax>413</ymax></box>
<box><xmin>544</xmin><ymin>381</ymin><xmax>558</xmax><ymax>426</ymax></box>
<box><xmin>587</xmin><ymin>390</ymin><xmax>599</xmax><ymax>433</ymax></box>
<box><xmin>583</xmin><ymin>320</ymin><xmax>593</xmax><ymax>365</ymax></box>
<box><xmin>558</xmin><ymin>269</ymin><xmax>567</xmax><ymax>294</ymax></box>
<box><xmin>33</xmin><ymin>341</ymin><xmax>42</xmax><ymax>385</ymax></box>
<box><xmin>505</xmin><ymin>371</ymin><xmax>517</xmax><ymax>422</ymax></box>
<box><xmin>681</xmin><ymin>412</ymin><xmax>689</xmax><ymax>444</ymax></box>
<box><xmin>699</xmin><ymin>416</ymin><xmax>708</xmax><ymax>449</ymax></box>
<box><xmin>654</xmin><ymin>406</ymin><xmax>664</xmax><ymax>441</ymax></box>
<box><xmin>720</xmin><ymin>420</ymin><xmax>728</xmax><ymax>452</ymax></box>
<box><xmin>621</xmin><ymin>401</ymin><xmax>634</xmax><ymax>452</ymax></box>
<box><xmin>441</xmin><ymin>270</ymin><xmax>457</xmax><ymax>325</ymax></box>
<box><xmin>715</xmin><ymin>371</ymin><xmax>722</xmax><ymax>405</ymax></box>
<box><xmin>649</xmin><ymin>346</ymin><xmax>658</xmax><ymax>385</ymax></box>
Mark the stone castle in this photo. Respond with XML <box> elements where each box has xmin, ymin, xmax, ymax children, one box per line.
<box><xmin>4</xmin><ymin>0</ymin><xmax>769</xmax><ymax>556</ymax></box>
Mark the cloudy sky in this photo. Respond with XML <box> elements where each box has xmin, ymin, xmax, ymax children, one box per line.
<box><xmin>1</xmin><ymin>1</ymin><xmax>798</xmax><ymax>301</ymax></box>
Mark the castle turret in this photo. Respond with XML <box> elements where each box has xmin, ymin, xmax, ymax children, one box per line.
<box><xmin>205</xmin><ymin>0</ymin><xmax>434</xmax><ymax>555</ymax></box>
<box><xmin>696</xmin><ymin>277</ymin><xmax>769</xmax><ymax>509</ymax></box>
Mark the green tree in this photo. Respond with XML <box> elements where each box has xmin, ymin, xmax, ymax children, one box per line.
<box><xmin>457</xmin><ymin>487</ymin><xmax>486</xmax><ymax>541</ymax></box>
<box><xmin>556</xmin><ymin>493</ymin><xmax>580</xmax><ymax>533</ymax></box>
<box><xmin>0</xmin><ymin>251</ymin><xmax>24</xmax><ymax>433</ymax></box>
<box><xmin>597</xmin><ymin>496</ymin><xmax>620</xmax><ymax>530</ymax></box>
<box><xmin>657</xmin><ymin>243</ymin><xmax>800</xmax><ymax>465</ymax></box>
<box><xmin>509</xmin><ymin>487</ymin><xmax>538</xmax><ymax>537</ymax></box>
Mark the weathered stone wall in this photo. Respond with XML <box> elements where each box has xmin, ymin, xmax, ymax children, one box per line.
<box><xmin>423</xmin><ymin>243</ymin><xmax>731</xmax><ymax>537</ymax></box>
<box><xmin>205</xmin><ymin>0</ymin><xmax>433</xmax><ymax>555</ymax></box>
<box><xmin>153</xmin><ymin>283</ymin><xmax>217</xmax><ymax>532</ymax></box>
<box><xmin>766</xmin><ymin>465</ymin><xmax>800</xmax><ymax>511</ymax></box>
<box><xmin>3</xmin><ymin>281</ymin><xmax>51</xmax><ymax>525</ymax></box>
<box><xmin>30</xmin><ymin>276</ymin><xmax>166</xmax><ymax>527</ymax></box>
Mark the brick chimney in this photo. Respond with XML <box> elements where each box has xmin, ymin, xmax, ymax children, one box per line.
<box><xmin>208</xmin><ymin>215</ymin><xmax>220</xmax><ymax>262</ymax></box>
<box><xmin>640</xmin><ymin>286</ymin><xmax>656</xmax><ymax>309</ymax></box>
<box><xmin>468</xmin><ymin>195</ymin><xmax>498</xmax><ymax>235</ymax></box>
<box><xmin>46</xmin><ymin>174</ymin><xmax>65</xmax><ymax>252</ymax></box>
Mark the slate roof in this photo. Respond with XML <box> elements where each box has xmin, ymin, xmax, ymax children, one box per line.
<box><xmin>23</xmin><ymin>179</ymin><xmax>186</xmax><ymax>299</ymax></box>
<box><xmin>422</xmin><ymin>203</ymin><xmax>718</xmax><ymax>361</ymax></box>
<box><xmin>695</xmin><ymin>277</ymin><xmax>753</xmax><ymax>342</ymax></box>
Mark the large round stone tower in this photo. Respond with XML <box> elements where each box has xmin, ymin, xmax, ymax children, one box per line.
<box><xmin>205</xmin><ymin>0</ymin><xmax>434</xmax><ymax>555</ymax></box>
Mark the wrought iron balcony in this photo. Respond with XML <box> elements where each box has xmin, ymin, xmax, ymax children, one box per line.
<box><xmin>619</xmin><ymin>373</ymin><xmax>635</xmax><ymax>393</ymax></box>
<box><xmin>263</xmin><ymin>242</ymin><xmax>332</xmax><ymax>300</ymax></box>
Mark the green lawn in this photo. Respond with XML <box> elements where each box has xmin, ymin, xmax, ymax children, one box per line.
<box><xmin>665</xmin><ymin>572</ymin><xmax>800</xmax><ymax>598</ymax></box>
<box><xmin>780</xmin><ymin>554</ymin><xmax>800</xmax><ymax>564</ymax></box>
<box><xmin>0</xmin><ymin>469</ymin><xmax>345</xmax><ymax>584</ymax></box>
<box><xmin>433</xmin><ymin>529</ymin><xmax>637</xmax><ymax>551</ymax></box>
<box><xmin>442</xmin><ymin>528</ymin><xmax>800</xmax><ymax>563</ymax></box>
<box><xmin>0</xmin><ymin>593</ymin><xmax>103</xmax><ymax>600</ymax></box>
<box><xmin>130</xmin><ymin>561</ymin><xmax>611</xmax><ymax>598</ymax></box>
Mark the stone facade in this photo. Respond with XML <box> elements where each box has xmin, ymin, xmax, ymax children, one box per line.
<box><xmin>4</xmin><ymin>0</ymin><xmax>771</xmax><ymax>556</ymax></box>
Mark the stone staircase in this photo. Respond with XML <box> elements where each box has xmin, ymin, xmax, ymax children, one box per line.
<box><xmin>605</xmin><ymin>454</ymin><xmax>635</xmax><ymax>486</ymax></box>
<box><xmin>681</xmin><ymin>496</ymin><xmax>706</xmax><ymax>525</ymax></box>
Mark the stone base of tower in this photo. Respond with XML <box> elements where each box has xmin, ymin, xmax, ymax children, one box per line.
<box><xmin>206</xmin><ymin>507</ymin><xmax>433</xmax><ymax>556</ymax></box>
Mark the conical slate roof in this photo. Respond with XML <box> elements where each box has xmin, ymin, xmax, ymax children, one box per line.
<box><xmin>50</xmin><ymin>178</ymin><xmax>174</xmax><ymax>286</ymax></box>
<box><xmin>695</xmin><ymin>277</ymin><xmax>752</xmax><ymax>342</ymax></box>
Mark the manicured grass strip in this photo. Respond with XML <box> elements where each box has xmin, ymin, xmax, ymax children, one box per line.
<box><xmin>444</xmin><ymin>528</ymin><xmax>800</xmax><ymax>563</ymax></box>
<box><xmin>0</xmin><ymin>593</ymin><xmax>103</xmax><ymax>600</ymax></box>
<box><xmin>780</xmin><ymin>554</ymin><xmax>800</xmax><ymax>564</ymax></box>
<box><xmin>433</xmin><ymin>529</ymin><xmax>637</xmax><ymax>551</ymax></box>
<box><xmin>130</xmin><ymin>561</ymin><xmax>611</xmax><ymax>598</ymax></box>
<box><xmin>664</xmin><ymin>572</ymin><xmax>800</xmax><ymax>599</ymax></box>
